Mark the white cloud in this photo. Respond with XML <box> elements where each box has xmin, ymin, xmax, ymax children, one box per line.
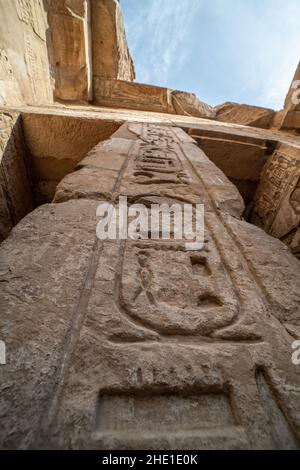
<box><xmin>237</xmin><ymin>0</ymin><xmax>300</xmax><ymax>109</ymax></box>
<box><xmin>122</xmin><ymin>0</ymin><xmax>300</xmax><ymax>109</ymax></box>
<box><xmin>207</xmin><ymin>0</ymin><xmax>300</xmax><ymax>109</ymax></box>
<box><xmin>124</xmin><ymin>0</ymin><xmax>202</xmax><ymax>86</ymax></box>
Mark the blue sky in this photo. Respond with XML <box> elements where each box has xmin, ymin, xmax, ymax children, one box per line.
<box><xmin>121</xmin><ymin>0</ymin><xmax>300</xmax><ymax>110</ymax></box>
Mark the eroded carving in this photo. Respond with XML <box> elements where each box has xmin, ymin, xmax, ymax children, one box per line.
<box><xmin>252</xmin><ymin>144</ymin><xmax>300</xmax><ymax>256</ymax></box>
<box><xmin>16</xmin><ymin>0</ymin><xmax>46</xmax><ymax>40</ymax></box>
<box><xmin>119</xmin><ymin>242</ymin><xmax>238</xmax><ymax>337</ymax></box>
<box><xmin>1</xmin><ymin>123</ymin><xmax>300</xmax><ymax>450</ymax></box>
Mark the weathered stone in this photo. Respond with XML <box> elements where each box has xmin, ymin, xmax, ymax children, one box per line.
<box><xmin>1</xmin><ymin>0</ymin><xmax>300</xmax><ymax>452</ymax></box>
<box><xmin>22</xmin><ymin>113</ymin><xmax>121</xmax><ymax>202</ymax></box>
<box><xmin>93</xmin><ymin>79</ymin><xmax>175</xmax><ymax>113</ymax></box>
<box><xmin>0</xmin><ymin>181</ymin><xmax>12</xmax><ymax>241</ymax></box>
<box><xmin>4</xmin><ymin>102</ymin><xmax>299</xmax><ymax>147</ymax></box>
<box><xmin>0</xmin><ymin>0</ymin><xmax>134</xmax><ymax>105</ymax></box>
<box><xmin>280</xmin><ymin>62</ymin><xmax>300</xmax><ymax>132</ymax></box>
<box><xmin>252</xmin><ymin>143</ymin><xmax>300</xmax><ymax>257</ymax></box>
<box><xmin>91</xmin><ymin>0</ymin><xmax>135</xmax><ymax>83</ymax></box>
<box><xmin>53</xmin><ymin>166</ymin><xmax>119</xmax><ymax>203</ymax></box>
<box><xmin>193</xmin><ymin>134</ymin><xmax>269</xmax><ymax>205</ymax></box>
<box><xmin>0</xmin><ymin>0</ymin><xmax>52</xmax><ymax>105</ymax></box>
<box><xmin>1</xmin><ymin>124</ymin><xmax>300</xmax><ymax>450</ymax></box>
<box><xmin>0</xmin><ymin>199</ymin><xmax>99</xmax><ymax>449</ymax></box>
<box><xmin>171</xmin><ymin>91</ymin><xmax>216</xmax><ymax>119</ymax></box>
<box><xmin>215</xmin><ymin>102</ymin><xmax>275</xmax><ymax>129</ymax></box>
<box><xmin>93</xmin><ymin>79</ymin><xmax>215</xmax><ymax>118</ymax></box>
<box><xmin>0</xmin><ymin>112</ymin><xmax>34</xmax><ymax>241</ymax></box>
<box><xmin>53</xmin><ymin>135</ymin><xmax>132</xmax><ymax>202</ymax></box>
<box><xmin>44</xmin><ymin>0</ymin><xmax>92</xmax><ymax>102</ymax></box>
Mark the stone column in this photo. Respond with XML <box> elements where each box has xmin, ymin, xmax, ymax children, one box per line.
<box><xmin>252</xmin><ymin>143</ymin><xmax>300</xmax><ymax>257</ymax></box>
<box><xmin>44</xmin><ymin>0</ymin><xmax>92</xmax><ymax>102</ymax></box>
<box><xmin>1</xmin><ymin>124</ymin><xmax>300</xmax><ymax>449</ymax></box>
<box><xmin>280</xmin><ymin>62</ymin><xmax>300</xmax><ymax>131</ymax></box>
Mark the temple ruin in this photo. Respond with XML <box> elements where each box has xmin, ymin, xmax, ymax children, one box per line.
<box><xmin>0</xmin><ymin>0</ymin><xmax>300</xmax><ymax>450</ymax></box>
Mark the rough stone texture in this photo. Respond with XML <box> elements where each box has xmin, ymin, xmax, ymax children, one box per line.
<box><xmin>191</xmin><ymin>132</ymin><xmax>270</xmax><ymax>205</ymax></box>
<box><xmin>172</xmin><ymin>91</ymin><xmax>216</xmax><ymax>119</ymax></box>
<box><xmin>252</xmin><ymin>143</ymin><xmax>300</xmax><ymax>257</ymax></box>
<box><xmin>0</xmin><ymin>111</ymin><xmax>34</xmax><ymax>241</ymax></box>
<box><xmin>93</xmin><ymin>79</ymin><xmax>175</xmax><ymax>113</ymax></box>
<box><xmin>0</xmin><ymin>0</ymin><xmax>53</xmax><ymax>106</ymax></box>
<box><xmin>280</xmin><ymin>62</ymin><xmax>300</xmax><ymax>132</ymax></box>
<box><xmin>0</xmin><ymin>199</ymin><xmax>99</xmax><ymax>449</ymax></box>
<box><xmin>2</xmin><ymin>102</ymin><xmax>300</xmax><ymax>224</ymax></box>
<box><xmin>54</xmin><ymin>134</ymin><xmax>131</xmax><ymax>203</ymax></box>
<box><xmin>1</xmin><ymin>0</ymin><xmax>300</xmax><ymax>451</ymax></box>
<box><xmin>4</xmin><ymin>102</ymin><xmax>300</xmax><ymax>148</ymax></box>
<box><xmin>0</xmin><ymin>0</ymin><xmax>134</xmax><ymax>105</ymax></box>
<box><xmin>1</xmin><ymin>124</ymin><xmax>300</xmax><ymax>450</ymax></box>
<box><xmin>215</xmin><ymin>102</ymin><xmax>275</xmax><ymax>129</ymax></box>
<box><xmin>44</xmin><ymin>0</ymin><xmax>92</xmax><ymax>102</ymax></box>
<box><xmin>91</xmin><ymin>0</ymin><xmax>135</xmax><ymax>83</ymax></box>
<box><xmin>0</xmin><ymin>0</ymin><xmax>93</xmax><ymax>104</ymax></box>
<box><xmin>22</xmin><ymin>113</ymin><xmax>121</xmax><ymax>202</ymax></box>
<box><xmin>94</xmin><ymin>79</ymin><xmax>217</xmax><ymax>118</ymax></box>
<box><xmin>0</xmin><ymin>179</ymin><xmax>12</xmax><ymax>242</ymax></box>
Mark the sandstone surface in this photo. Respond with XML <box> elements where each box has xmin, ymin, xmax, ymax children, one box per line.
<box><xmin>0</xmin><ymin>111</ymin><xmax>34</xmax><ymax>241</ymax></box>
<box><xmin>215</xmin><ymin>102</ymin><xmax>275</xmax><ymax>129</ymax></box>
<box><xmin>252</xmin><ymin>143</ymin><xmax>300</xmax><ymax>257</ymax></box>
<box><xmin>280</xmin><ymin>62</ymin><xmax>300</xmax><ymax>132</ymax></box>
<box><xmin>1</xmin><ymin>0</ymin><xmax>300</xmax><ymax>451</ymax></box>
<box><xmin>91</xmin><ymin>0</ymin><xmax>135</xmax><ymax>83</ymax></box>
<box><xmin>1</xmin><ymin>124</ymin><xmax>300</xmax><ymax>449</ymax></box>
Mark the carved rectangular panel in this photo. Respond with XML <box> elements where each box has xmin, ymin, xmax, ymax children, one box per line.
<box><xmin>94</xmin><ymin>391</ymin><xmax>246</xmax><ymax>449</ymax></box>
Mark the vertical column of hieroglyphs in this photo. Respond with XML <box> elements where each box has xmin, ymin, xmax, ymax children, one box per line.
<box><xmin>0</xmin><ymin>0</ymin><xmax>53</xmax><ymax>105</ymax></box>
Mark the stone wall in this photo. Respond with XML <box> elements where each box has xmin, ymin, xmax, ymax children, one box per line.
<box><xmin>280</xmin><ymin>62</ymin><xmax>300</xmax><ymax>132</ymax></box>
<box><xmin>93</xmin><ymin>78</ymin><xmax>216</xmax><ymax>118</ymax></box>
<box><xmin>215</xmin><ymin>102</ymin><xmax>276</xmax><ymax>129</ymax></box>
<box><xmin>0</xmin><ymin>0</ymin><xmax>135</xmax><ymax>105</ymax></box>
<box><xmin>44</xmin><ymin>0</ymin><xmax>92</xmax><ymax>102</ymax></box>
<box><xmin>0</xmin><ymin>109</ymin><xmax>122</xmax><ymax>240</ymax></box>
<box><xmin>1</xmin><ymin>1</ymin><xmax>300</xmax><ymax>452</ymax></box>
<box><xmin>0</xmin><ymin>111</ymin><xmax>34</xmax><ymax>241</ymax></box>
<box><xmin>190</xmin><ymin>128</ymin><xmax>272</xmax><ymax>207</ymax></box>
<box><xmin>0</xmin><ymin>1</ymin><xmax>216</xmax><ymax>118</ymax></box>
<box><xmin>22</xmin><ymin>112</ymin><xmax>121</xmax><ymax>202</ymax></box>
<box><xmin>0</xmin><ymin>0</ymin><xmax>53</xmax><ymax>106</ymax></box>
<box><xmin>252</xmin><ymin>143</ymin><xmax>300</xmax><ymax>257</ymax></box>
<box><xmin>91</xmin><ymin>0</ymin><xmax>135</xmax><ymax>83</ymax></box>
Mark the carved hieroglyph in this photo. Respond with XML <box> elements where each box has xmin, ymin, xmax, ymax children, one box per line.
<box><xmin>1</xmin><ymin>124</ymin><xmax>300</xmax><ymax>450</ymax></box>
<box><xmin>252</xmin><ymin>143</ymin><xmax>300</xmax><ymax>257</ymax></box>
<box><xmin>0</xmin><ymin>0</ymin><xmax>135</xmax><ymax>105</ymax></box>
<box><xmin>0</xmin><ymin>0</ymin><xmax>52</xmax><ymax>105</ymax></box>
